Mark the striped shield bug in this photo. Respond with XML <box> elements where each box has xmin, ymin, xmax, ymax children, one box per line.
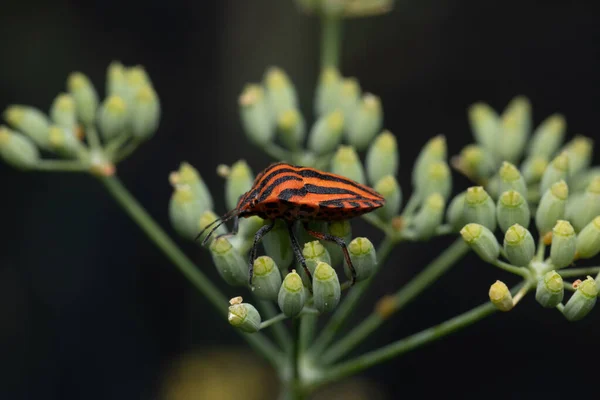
<box><xmin>196</xmin><ymin>162</ymin><xmax>385</xmax><ymax>288</ymax></box>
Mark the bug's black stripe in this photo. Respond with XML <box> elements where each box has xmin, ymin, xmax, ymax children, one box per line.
<box><xmin>259</xmin><ymin>175</ymin><xmax>304</xmax><ymax>201</ymax></box>
<box><xmin>278</xmin><ymin>187</ymin><xmax>308</xmax><ymax>201</ymax></box>
<box><xmin>349</xmin><ymin>201</ymin><xmax>360</xmax><ymax>208</ymax></box>
<box><xmin>318</xmin><ymin>199</ymin><xmax>344</xmax><ymax>208</ymax></box>
<box><xmin>298</xmin><ymin>168</ymin><xmax>382</xmax><ymax>198</ymax></box>
<box><xmin>304</xmin><ymin>184</ymin><xmax>361</xmax><ymax>196</ymax></box>
<box><xmin>250</xmin><ymin>168</ymin><xmax>301</xmax><ymax>200</ymax></box>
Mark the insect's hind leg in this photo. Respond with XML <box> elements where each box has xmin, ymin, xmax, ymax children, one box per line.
<box><xmin>248</xmin><ymin>220</ymin><xmax>275</xmax><ymax>287</ymax></box>
<box><xmin>287</xmin><ymin>221</ymin><xmax>313</xmax><ymax>292</ymax></box>
<box><xmin>303</xmin><ymin>222</ymin><xmax>356</xmax><ymax>287</ymax></box>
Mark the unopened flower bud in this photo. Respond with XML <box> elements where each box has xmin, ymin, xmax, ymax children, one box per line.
<box><xmin>498</xmin><ymin>161</ymin><xmax>527</xmax><ymax>198</ymax></box>
<box><xmin>463</xmin><ymin>186</ymin><xmax>496</xmax><ymax>231</ymax></box>
<box><xmin>575</xmin><ymin>217</ymin><xmax>600</xmax><ymax>259</ymax></box>
<box><xmin>3</xmin><ymin>105</ymin><xmax>50</xmax><ymax>149</ymax></box>
<box><xmin>498</xmin><ymin>96</ymin><xmax>531</xmax><ymax>163</ymax></box>
<box><xmin>412</xmin><ymin>135</ymin><xmax>446</xmax><ymax>189</ymax></box>
<box><xmin>417</xmin><ymin>160</ymin><xmax>452</xmax><ymax>201</ymax></box>
<box><xmin>67</xmin><ymin>72</ymin><xmax>99</xmax><ymax>126</ymax></box>
<box><xmin>197</xmin><ymin>210</ymin><xmax>227</xmax><ymax>243</ymax></box>
<box><xmin>452</xmin><ymin>144</ymin><xmax>495</xmax><ymax>181</ymax></box>
<box><xmin>228</xmin><ymin>298</ymin><xmax>261</xmax><ymax>333</ymax></box>
<box><xmin>48</xmin><ymin>125</ymin><xmax>84</xmax><ymax>157</ymax></box>
<box><xmin>535</xmin><ymin>180</ymin><xmax>568</xmax><ymax>235</ymax></box>
<box><xmin>210</xmin><ymin>237</ymin><xmax>248</xmax><ymax>286</ymax></box>
<box><xmin>467</xmin><ymin>103</ymin><xmax>499</xmax><ymax>155</ymax></box>
<box><xmin>550</xmin><ymin>220</ymin><xmax>576</xmax><ymax>269</ymax></box>
<box><xmin>251</xmin><ymin>256</ymin><xmax>282</xmax><ymax>301</ymax></box>
<box><xmin>106</xmin><ymin>61</ymin><xmax>128</xmax><ymax>98</ymax></box>
<box><xmin>331</xmin><ymin>145</ymin><xmax>366</xmax><ymax>184</ymax></box>
<box><xmin>345</xmin><ymin>237</ymin><xmax>377</xmax><ymax>282</ymax></box>
<box><xmin>346</xmin><ymin>93</ymin><xmax>382</xmax><ymax>151</ymax></box>
<box><xmin>374</xmin><ymin>175</ymin><xmax>402</xmax><ymax>220</ymax></box>
<box><xmin>313</xmin><ymin>262</ymin><xmax>341</xmax><ymax>313</ymax></box>
<box><xmin>562</xmin><ymin>135</ymin><xmax>593</xmax><ymax>177</ymax></box>
<box><xmin>461</xmin><ymin>223</ymin><xmax>500</xmax><ymax>263</ymax></box>
<box><xmin>539</xmin><ymin>152</ymin><xmax>569</xmax><ymax>195</ymax></box>
<box><xmin>496</xmin><ymin>190</ymin><xmax>530</xmax><ymax>232</ymax></box>
<box><xmin>239</xmin><ymin>84</ymin><xmax>274</xmax><ymax>145</ymax></box>
<box><xmin>321</xmin><ymin>220</ymin><xmax>352</xmax><ymax>268</ymax></box>
<box><xmin>130</xmin><ymin>85</ymin><xmax>160</xmax><ymax>140</ymax></box>
<box><xmin>568</xmin><ymin>177</ymin><xmax>600</xmax><ymax>232</ymax></box>
<box><xmin>169</xmin><ymin>185</ymin><xmax>208</xmax><ymax>240</ymax></box>
<box><xmin>339</xmin><ymin>77</ymin><xmax>361</xmax><ymax>125</ymax></box>
<box><xmin>263</xmin><ymin>220</ymin><xmax>294</xmax><ymax>271</ymax></box>
<box><xmin>303</xmin><ymin>240</ymin><xmax>331</xmax><ymax>276</ymax></box>
<box><xmin>528</xmin><ymin>114</ymin><xmax>565</xmax><ymax>159</ymax></box>
<box><xmin>366</xmin><ymin>130</ymin><xmax>399</xmax><ymax>185</ymax></box>
<box><xmin>277</xmin><ymin>108</ymin><xmax>305</xmax><ymax>150</ymax></box>
<box><xmin>170</xmin><ymin>162</ymin><xmax>213</xmax><ymax>211</ymax></box>
<box><xmin>569</xmin><ymin>167</ymin><xmax>600</xmax><ymax>193</ymax></box>
<box><xmin>50</xmin><ymin>93</ymin><xmax>77</xmax><ymax>129</ymax></box>
<box><xmin>0</xmin><ymin>126</ymin><xmax>39</xmax><ymax>170</ymax></box>
<box><xmin>535</xmin><ymin>270</ymin><xmax>564</xmax><ymax>308</ymax></box>
<box><xmin>225</xmin><ymin>160</ymin><xmax>254</xmax><ymax>210</ymax></box>
<box><xmin>308</xmin><ymin>109</ymin><xmax>344</xmax><ymax>155</ymax></box>
<box><xmin>314</xmin><ymin>67</ymin><xmax>341</xmax><ymax>116</ymax></box>
<box><xmin>503</xmin><ymin>224</ymin><xmax>535</xmax><ymax>267</ymax></box>
<box><xmin>520</xmin><ymin>156</ymin><xmax>548</xmax><ymax>184</ymax></box>
<box><xmin>489</xmin><ymin>280</ymin><xmax>513</xmax><ymax>311</ymax></box>
<box><xmin>98</xmin><ymin>95</ymin><xmax>128</xmax><ymax>140</ymax></box>
<box><xmin>278</xmin><ymin>270</ymin><xmax>307</xmax><ymax>317</ymax></box>
<box><xmin>446</xmin><ymin>191</ymin><xmax>466</xmax><ymax>232</ymax></box>
<box><xmin>264</xmin><ymin>67</ymin><xmax>298</xmax><ymax>119</ymax></box>
<box><xmin>412</xmin><ymin>193</ymin><xmax>445</xmax><ymax>240</ymax></box>
<box><xmin>563</xmin><ymin>276</ymin><xmax>597</xmax><ymax>321</ymax></box>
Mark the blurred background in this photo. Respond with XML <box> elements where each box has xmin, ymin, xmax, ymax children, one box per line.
<box><xmin>1</xmin><ymin>0</ymin><xmax>599</xmax><ymax>399</ymax></box>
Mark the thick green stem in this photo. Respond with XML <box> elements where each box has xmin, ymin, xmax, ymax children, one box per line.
<box><xmin>99</xmin><ymin>174</ymin><xmax>284</xmax><ymax>368</ymax></box>
<box><xmin>320</xmin><ymin>14</ymin><xmax>342</xmax><ymax>69</ymax></box>
<box><xmin>299</xmin><ymin>313</ymin><xmax>317</xmax><ymax>355</ymax></box>
<box><xmin>309</xmin><ymin>236</ymin><xmax>396</xmax><ymax>357</ymax></box>
<box><xmin>310</xmin><ymin>283</ymin><xmax>524</xmax><ymax>389</ymax></box>
<box><xmin>320</xmin><ymin>239</ymin><xmax>469</xmax><ymax>364</ymax></box>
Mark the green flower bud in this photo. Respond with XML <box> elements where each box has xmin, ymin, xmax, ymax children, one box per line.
<box><xmin>0</xmin><ymin>126</ymin><xmax>39</xmax><ymax>170</ymax></box>
<box><xmin>496</xmin><ymin>190</ymin><xmax>530</xmax><ymax>232</ymax></box>
<box><xmin>125</xmin><ymin>65</ymin><xmax>153</xmax><ymax>94</ymax></box>
<box><xmin>503</xmin><ymin>224</ymin><xmax>535</xmax><ymax>267</ymax></box>
<box><xmin>412</xmin><ymin>135</ymin><xmax>446</xmax><ymax>189</ymax></box>
<box><xmin>562</xmin><ymin>135</ymin><xmax>593</xmax><ymax>177</ymax></box>
<box><xmin>3</xmin><ymin>105</ymin><xmax>50</xmax><ymax>149</ymax></box>
<box><xmin>417</xmin><ymin>161</ymin><xmax>452</xmax><ymax>201</ymax></box>
<box><xmin>314</xmin><ymin>67</ymin><xmax>341</xmax><ymax>116</ymax></box>
<box><xmin>460</xmin><ymin>223</ymin><xmax>500</xmax><ymax>263</ymax></box>
<box><xmin>339</xmin><ymin>77</ymin><xmax>361</xmax><ymax>126</ymax></box>
<box><xmin>452</xmin><ymin>144</ymin><xmax>495</xmax><ymax>181</ymax></box>
<box><xmin>251</xmin><ymin>256</ymin><xmax>283</xmax><ymax>301</ymax></box>
<box><xmin>50</xmin><ymin>93</ymin><xmax>77</xmax><ymax>130</ymax></box>
<box><xmin>467</xmin><ymin>103</ymin><xmax>499</xmax><ymax>155</ymax></box>
<box><xmin>48</xmin><ymin>125</ymin><xmax>85</xmax><ymax>158</ymax></box>
<box><xmin>313</xmin><ymin>262</ymin><xmax>341</xmax><ymax>313</ymax></box>
<box><xmin>130</xmin><ymin>85</ymin><xmax>160</xmax><ymax>140</ymax></box>
<box><xmin>535</xmin><ymin>180</ymin><xmax>568</xmax><ymax>235</ymax></box>
<box><xmin>446</xmin><ymin>191</ymin><xmax>467</xmax><ymax>232</ymax></box>
<box><xmin>239</xmin><ymin>84</ymin><xmax>274</xmax><ymax>145</ymax></box>
<box><xmin>210</xmin><ymin>237</ymin><xmax>248</xmax><ymax>286</ymax></box>
<box><xmin>197</xmin><ymin>210</ymin><xmax>227</xmax><ymax>243</ymax></box>
<box><xmin>278</xmin><ymin>270</ymin><xmax>307</xmax><ymax>317</ymax></box>
<box><xmin>489</xmin><ymin>280</ymin><xmax>513</xmax><ymax>311</ymax></box>
<box><xmin>67</xmin><ymin>72</ymin><xmax>99</xmax><ymax>126</ymax></box>
<box><xmin>550</xmin><ymin>220</ymin><xmax>576</xmax><ymax>269</ymax></box>
<box><xmin>225</xmin><ymin>160</ymin><xmax>254</xmax><ymax>210</ymax></box>
<box><xmin>412</xmin><ymin>193</ymin><xmax>445</xmax><ymax>240</ymax></box>
<box><xmin>497</xmin><ymin>96</ymin><xmax>531</xmax><ymax>163</ymax></box>
<box><xmin>575</xmin><ymin>216</ymin><xmax>600</xmax><ymax>259</ymax></box>
<box><xmin>528</xmin><ymin>113</ymin><xmax>565</xmax><ymax>159</ymax></box>
<box><xmin>237</xmin><ymin>215</ymin><xmax>265</xmax><ymax>240</ymax></box>
<box><xmin>345</xmin><ymin>237</ymin><xmax>377</xmax><ymax>282</ymax></box>
<box><xmin>228</xmin><ymin>297</ymin><xmax>261</xmax><ymax>333</ymax></box>
<box><xmin>324</xmin><ymin>220</ymin><xmax>352</xmax><ymax>268</ymax></box>
<box><xmin>303</xmin><ymin>240</ymin><xmax>332</xmax><ymax>276</ymax></box>
<box><xmin>366</xmin><ymin>130</ymin><xmax>399</xmax><ymax>185</ymax></box>
<box><xmin>463</xmin><ymin>186</ymin><xmax>496</xmax><ymax>231</ymax></box>
<box><xmin>535</xmin><ymin>270</ymin><xmax>564</xmax><ymax>308</ymax></box>
<box><xmin>569</xmin><ymin>166</ymin><xmax>600</xmax><ymax>193</ymax></box>
<box><xmin>263</xmin><ymin>220</ymin><xmax>294</xmax><ymax>271</ymax></box>
<box><xmin>264</xmin><ymin>67</ymin><xmax>298</xmax><ymax>119</ymax></box>
<box><xmin>98</xmin><ymin>95</ymin><xmax>128</xmax><ymax>140</ymax></box>
<box><xmin>277</xmin><ymin>108</ymin><xmax>305</xmax><ymax>150</ymax></box>
<box><xmin>568</xmin><ymin>177</ymin><xmax>600</xmax><ymax>232</ymax></box>
<box><xmin>374</xmin><ymin>175</ymin><xmax>402</xmax><ymax>220</ymax></box>
<box><xmin>498</xmin><ymin>161</ymin><xmax>527</xmax><ymax>198</ymax></box>
<box><xmin>331</xmin><ymin>145</ymin><xmax>366</xmax><ymax>184</ymax></box>
<box><xmin>170</xmin><ymin>162</ymin><xmax>213</xmax><ymax>211</ymax></box>
<box><xmin>308</xmin><ymin>109</ymin><xmax>344</xmax><ymax>155</ymax></box>
<box><xmin>563</xmin><ymin>276</ymin><xmax>597</xmax><ymax>321</ymax></box>
<box><xmin>106</xmin><ymin>61</ymin><xmax>128</xmax><ymax>98</ymax></box>
<box><xmin>169</xmin><ymin>185</ymin><xmax>208</xmax><ymax>240</ymax></box>
<box><xmin>539</xmin><ymin>152</ymin><xmax>569</xmax><ymax>196</ymax></box>
<box><xmin>520</xmin><ymin>156</ymin><xmax>548</xmax><ymax>184</ymax></box>
<box><xmin>345</xmin><ymin>93</ymin><xmax>382</xmax><ymax>151</ymax></box>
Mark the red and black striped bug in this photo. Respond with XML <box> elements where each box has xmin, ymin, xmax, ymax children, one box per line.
<box><xmin>197</xmin><ymin>162</ymin><xmax>385</xmax><ymax>288</ymax></box>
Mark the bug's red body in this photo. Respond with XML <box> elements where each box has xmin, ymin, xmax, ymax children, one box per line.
<box><xmin>236</xmin><ymin>162</ymin><xmax>385</xmax><ymax>221</ymax></box>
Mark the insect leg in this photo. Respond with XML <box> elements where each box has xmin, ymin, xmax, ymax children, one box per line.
<box><xmin>248</xmin><ymin>220</ymin><xmax>275</xmax><ymax>286</ymax></box>
<box><xmin>287</xmin><ymin>221</ymin><xmax>313</xmax><ymax>292</ymax></box>
<box><xmin>214</xmin><ymin>214</ymin><xmax>240</xmax><ymax>241</ymax></box>
<box><xmin>303</xmin><ymin>222</ymin><xmax>356</xmax><ymax>287</ymax></box>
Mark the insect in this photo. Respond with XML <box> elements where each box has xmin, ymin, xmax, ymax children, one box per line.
<box><xmin>197</xmin><ymin>162</ymin><xmax>385</xmax><ymax>288</ymax></box>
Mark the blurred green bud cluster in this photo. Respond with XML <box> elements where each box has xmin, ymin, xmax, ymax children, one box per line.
<box><xmin>295</xmin><ymin>0</ymin><xmax>394</xmax><ymax>18</ymax></box>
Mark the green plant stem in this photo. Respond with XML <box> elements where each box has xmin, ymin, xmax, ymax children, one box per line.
<box><xmin>299</xmin><ymin>313</ymin><xmax>317</xmax><ymax>355</ymax></box>
<box><xmin>492</xmin><ymin>260</ymin><xmax>530</xmax><ymax>278</ymax></box>
<box><xmin>99</xmin><ymin>174</ymin><xmax>284</xmax><ymax>368</ymax></box>
<box><xmin>35</xmin><ymin>160</ymin><xmax>89</xmax><ymax>172</ymax></box>
<box><xmin>401</xmin><ymin>193</ymin><xmax>420</xmax><ymax>217</ymax></box>
<box><xmin>563</xmin><ymin>281</ymin><xmax>576</xmax><ymax>291</ymax></box>
<box><xmin>320</xmin><ymin>14</ymin><xmax>342</xmax><ymax>69</ymax></box>
<box><xmin>264</xmin><ymin>143</ymin><xmax>290</xmax><ymax>161</ymax></box>
<box><xmin>114</xmin><ymin>138</ymin><xmax>143</xmax><ymax>163</ymax></box>
<box><xmin>320</xmin><ymin>239</ymin><xmax>469</xmax><ymax>365</ymax></box>
<box><xmin>560</xmin><ymin>267</ymin><xmax>600</xmax><ymax>278</ymax></box>
<box><xmin>257</xmin><ymin>300</ymin><xmax>293</xmax><ymax>353</ymax></box>
<box><xmin>260</xmin><ymin>313</ymin><xmax>288</xmax><ymax>330</ymax></box>
<box><xmin>309</xmin><ymin>236</ymin><xmax>396</xmax><ymax>357</ymax></box>
<box><xmin>309</xmin><ymin>283</ymin><xmax>523</xmax><ymax>389</ymax></box>
<box><xmin>536</xmin><ymin>237</ymin><xmax>546</xmax><ymax>261</ymax></box>
<box><xmin>85</xmin><ymin>125</ymin><xmax>102</xmax><ymax>151</ymax></box>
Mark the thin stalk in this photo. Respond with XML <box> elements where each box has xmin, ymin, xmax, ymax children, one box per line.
<box><xmin>85</xmin><ymin>125</ymin><xmax>102</xmax><ymax>151</ymax></box>
<box><xmin>536</xmin><ymin>236</ymin><xmax>546</xmax><ymax>261</ymax></box>
<box><xmin>492</xmin><ymin>260</ymin><xmax>530</xmax><ymax>278</ymax></box>
<box><xmin>260</xmin><ymin>313</ymin><xmax>288</xmax><ymax>330</ymax></box>
<box><xmin>401</xmin><ymin>193</ymin><xmax>420</xmax><ymax>217</ymax></box>
<box><xmin>309</xmin><ymin>283</ymin><xmax>524</xmax><ymax>389</ymax></box>
<box><xmin>256</xmin><ymin>299</ymin><xmax>293</xmax><ymax>353</ymax></box>
<box><xmin>99</xmin><ymin>175</ymin><xmax>284</xmax><ymax>368</ymax></box>
<box><xmin>320</xmin><ymin>239</ymin><xmax>469</xmax><ymax>364</ymax></box>
<box><xmin>320</xmin><ymin>14</ymin><xmax>342</xmax><ymax>69</ymax></box>
<box><xmin>299</xmin><ymin>313</ymin><xmax>317</xmax><ymax>355</ymax></box>
<box><xmin>309</xmin><ymin>236</ymin><xmax>396</xmax><ymax>357</ymax></box>
<box><xmin>560</xmin><ymin>267</ymin><xmax>600</xmax><ymax>278</ymax></box>
<box><xmin>114</xmin><ymin>138</ymin><xmax>143</xmax><ymax>163</ymax></box>
<box><xmin>35</xmin><ymin>160</ymin><xmax>89</xmax><ymax>172</ymax></box>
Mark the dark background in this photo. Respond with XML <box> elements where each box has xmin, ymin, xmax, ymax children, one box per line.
<box><xmin>1</xmin><ymin>1</ymin><xmax>599</xmax><ymax>399</ymax></box>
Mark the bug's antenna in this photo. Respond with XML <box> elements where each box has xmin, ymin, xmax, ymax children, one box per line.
<box><xmin>194</xmin><ymin>208</ymin><xmax>239</xmax><ymax>244</ymax></box>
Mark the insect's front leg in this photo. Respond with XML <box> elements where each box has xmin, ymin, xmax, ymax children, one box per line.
<box><xmin>214</xmin><ymin>214</ymin><xmax>240</xmax><ymax>241</ymax></box>
<box><xmin>287</xmin><ymin>220</ymin><xmax>313</xmax><ymax>292</ymax></box>
<box><xmin>248</xmin><ymin>220</ymin><xmax>275</xmax><ymax>287</ymax></box>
